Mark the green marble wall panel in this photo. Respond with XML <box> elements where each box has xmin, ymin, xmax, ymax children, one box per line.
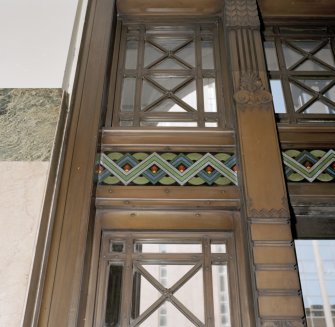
<box><xmin>0</xmin><ymin>88</ymin><xmax>62</xmax><ymax>161</ymax></box>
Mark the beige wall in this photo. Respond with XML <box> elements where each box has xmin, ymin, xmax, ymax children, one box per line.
<box><xmin>0</xmin><ymin>162</ymin><xmax>49</xmax><ymax>327</ymax></box>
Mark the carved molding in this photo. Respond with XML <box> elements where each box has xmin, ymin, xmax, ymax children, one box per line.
<box><xmin>247</xmin><ymin>207</ymin><xmax>290</xmax><ymax>218</ymax></box>
<box><xmin>234</xmin><ymin>72</ymin><xmax>272</xmax><ymax>105</ymax></box>
<box><xmin>225</xmin><ymin>0</ymin><xmax>259</xmax><ymax>27</ymax></box>
<box><xmin>246</xmin><ymin>195</ymin><xmax>290</xmax><ymax>219</ymax></box>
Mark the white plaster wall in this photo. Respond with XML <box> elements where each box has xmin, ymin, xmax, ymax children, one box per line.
<box><xmin>0</xmin><ymin>0</ymin><xmax>79</xmax><ymax>88</ymax></box>
<box><xmin>0</xmin><ymin>162</ymin><xmax>49</xmax><ymax>327</ymax></box>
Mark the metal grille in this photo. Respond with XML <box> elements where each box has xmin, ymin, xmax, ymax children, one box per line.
<box><xmin>95</xmin><ymin>232</ymin><xmax>236</xmax><ymax>327</ymax></box>
<box><xmin>263</xmin><ymin>26</ymin><xmax>335</xmax><ymax>123</ymax></box>
<box><xmin>108</xmin><ymin>22</ymin><xmax>225</xmax><ymax>128</ymax></box>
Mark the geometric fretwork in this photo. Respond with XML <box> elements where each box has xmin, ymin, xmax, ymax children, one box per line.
<box><xmin>264</xmin><ymin>26</ymin><xmax>335</xmax><ymax>122</ymax></box>
<box><xmin>109</xmin><ymin>23</ymin><xmax>223</xmax><ymax>128</ymax></box>
<box><xmin>97</xmin><ymin>232</ymin><xmax>234</xmax><ymax>327</ymax></box>
<box><xmin>283</xmin><ymin>149</ymin><xmax>335</xmax><ymax>182</ymax></box>
<box><xmin>97</xmin><ymin>152</ymin><xmax>238</xmax><ymax>186</ymax></box>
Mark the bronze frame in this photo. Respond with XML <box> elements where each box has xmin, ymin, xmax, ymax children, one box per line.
<box><xmin>107</xmin><ymin>18</ymin><xmax>230</xmax><ymax>129</ymax></box>
<box><xmin>264</xmin><ymin>24</ymin><xmax>335</xmax><ymax>123</ymax></box>
<box><xmin>84</xmin><ymin>210</ymin><xmax>249</xmax><ymax>327</ymax></box>
<box><xmin>22</xmin><ymin>1</ymin><xmax>335</xmax><ymax>326</ymax></box>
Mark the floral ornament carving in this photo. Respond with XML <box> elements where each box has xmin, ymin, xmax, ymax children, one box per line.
<box><xmin>234</xmin><ymin>72</ymin><xmax>272</xmax><ymax>105</ymax></box>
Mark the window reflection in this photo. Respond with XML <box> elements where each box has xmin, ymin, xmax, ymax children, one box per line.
<box><xmin>269</xmin><ymin>79</ymin><xmax>286</xmax><ymax>113</ymax></box>
<box><xmin>264</xmin><ymin>41</ymin><xmax>279</xmax><ymax>71</ymax></box>
<box><xmin>263</xmin><ymin>27</ymin><xmax>335</xmax><ymax>119</ymax></box>
<box><xmin>296</xmin><ymin>240</ymin><xmax>335</xmax><ymax>327</ymax></box>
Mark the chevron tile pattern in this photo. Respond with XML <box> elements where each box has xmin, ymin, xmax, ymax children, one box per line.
<box><xmin>96</xmin><ymin>149</ymin><xmax>334</xmax><ymax>186</ymax></box>
<box><xmin>283</xmin><ymin>149</ymin><xmax>335</xmax><ymax>182</ymax></box>
<box><xmin>97</xmin><ymin>152</ymin><xmax>238</xmax><ymax>186</ymax></box>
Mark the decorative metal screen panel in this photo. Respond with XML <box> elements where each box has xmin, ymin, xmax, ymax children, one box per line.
<box><xmin>263</xmin><ymin>26</ymin><xmax>335</xmax><ymax>123</ymax></box>
<box><xmin>109</xmin><ymin>22</ymin><xmax>224</xmax><ymax>128</ymax></box>
<box><xmin>95</xmin><ymin>232</ymin><xmax>235</xmax><ymax>327</ymax></box>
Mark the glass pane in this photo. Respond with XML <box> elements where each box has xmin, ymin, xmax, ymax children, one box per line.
<box><xmin>140</xmin><ymin>121</ymin><xmax>196</xmax><ymax>127</ymax></box>
<box><xmin>298</xmin><ymin>79</ymin><xmax>332</xmax><ymax>92</ymax></box>
<box><xmin>174</xmin><ymin>268</ymin><xmax>205</xmax><ymax>322</ymax></box>
<box><xmin>121</xmin><ymin>78</ymin><xmax>136</xmax><ymax>112</ymax></box>
<box><xmin>290</xmin><ymin>83</ymin><xmax>313</xmax><ymax>111</ymax></box>
<box><xmin>283</xmin><ymin>44</ymin><xmax>304</xmax><ymax>68</ymax></box>
<box><xmin>139</xmin><ymin>301</ymin><xmax>196</xmax><ymax>327</ymax></box>
<box><xmin>142</xmin><ymin>265</ymin><xmax>194</xmax><ymax>288</ymax></box>
<box><xmin>203</xmin><ymin>78</ymin><xmax>217</xmax><ymax>112</ymax></box>
<box><xmin>144</xmin><ymin>43</ymin><xmax>164</xmax><ymax>67</ymax></box>
<box><xmin>205</xmin><ymin>121</ymin><xmax>218</xmax><ymax>127</ymax></box>
<box><xmin>269</xmin><ymin>79</ymin><xmax>286</xmax><ymax>113</ymax></box>
<box><xmin>211</xmin><ymin>243</ymin><xmax>227</xmax><ymax>253</ymax></box>
<box><xmin>290</xmin><ymin>40</ymin><xmax>323</xmax><ymax>53</ymax></box>
<box><xmin>135</xmin><ymin>243</ymin><xmax>202</xmax><ymax>253</ymax></box>
<box><xmin>304</xmin><ymin>101</ymin><xmax>334</xmax><ymax>114</ymax></box>
<box><xmin>125</xmin><ymin>39</ymin><xmax>138</xmax><ymax>69</ymax></box>
<box><xmin>131</xmin><ymin>271</ymin><xmax>162</xmax><ymax>318</ymax></box>
<box><xmin>105</xmin><ymin>265</ymin><xmax>123</xmax><ymax>326</ymax></box>
<box><xmin>150</xmin><ymin>99</ymin><xmax>187</xmax><ymax>113</ymax></box>
<box><xmin>151</xmin><ymin>77</ymin><xmax>188</xmax><ymax>91</ymax></box>
<box><xmin>325</xmin><ymin>85</ymin><xmax>335</xmax><ymax>102</ymax></box>
<box><xmin>141</xmin><ymin>80</ymin><xmax>163</xmax><ymax>109</ymax></box>
<box><xmin>202</xmin><ymin>40</ymin><xmax>215</xmax><ymax>69</ymax></box>
<box><xmin>153</xmin><ymin>58</ymin><xmax>187</xmax><ymax>70</ymax></box>
<box><xmin>176</xmin><ymin>42</ymin><xmax>195</xmax><ymax>67</ymax></box>
<box><xmin>110</xmin><ymin>241</ymin><xmax>125</xmax><ymax>252</ymax></box>
<box><xmin>296</xmin><ymin>240</ymin><xmax>335</xmax><ymax>327</ymax></box>
<box><xmin>152</xmin><ymin>121</ymin><xmax>198</xmax><ymax>127</ymax></box>
<box><xmin>176</xmin><ymin>80</ymin><xmax>197</xmax><ymax>109</ymax></box>
<box><xmin>120</xmin><ymin>120</ymin><xmax>134</xmax><ymax>127</ymax></box>
<box><xmin>212</xmin><ymin>265</ymin><xmax>231</xmax><ymax>327</ymax></box>
<box><xmin>314</xmin><ymin>43</ymin><xmax>335</xmax><ymax>67</ymax></box>
<box><xmin>154</xmin><ymin>38</ymin><xmax>188</xmax><ymax>51</ymax></box>
<box><xmin>264</xmin><ymin>41</ymin><xmax>279</xmax><ymax>71</ymax></box>
<box><xmin>295</xmin><ymin>60</ymin><xmax>326</xmax><ymax>71</ymax></box>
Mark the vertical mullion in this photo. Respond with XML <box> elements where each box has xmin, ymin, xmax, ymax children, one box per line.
<box><xmin>202</xmin><ymin>236</ymin><xmax>215</xmax><ymax>327</ymax></box>
<box><xmin>110</xmin><ymin>22</ymin><xmax>125</xmax><ymax>127</ymax></box>
<box><xmin>275</xmin><ymin>28</ymin><xmax>296</xmax><ymax>123</ymax></box>
<box><xmin>120</xmin><ymin>235</ymin><xmax>134</xmax><ymax>327</ymax></box>
<box><xmin>105</xmin><ymin>19</ymin><xmax>122</xmax><ymax>127</ymax></box>
<box><xmin>94</xmin><ymin>259</ymin><xmax>110</xmax><ymax>327</ymax></box>
<box><xmin>214</xmin><ymin>22</ymin><xmax>225</xmax><ymax>128</ymax></box>
<box><xmin>195</xmin><ymin>25</ymin><xmax>205</xmax><ymax>128</ymax></box>
<box><xmin>133</xmin><ymin>26</ymin><xmax>145</xmax><ymax>127</ymax></box>
<box><xmin>226</xmin><ymin>236</ymin><xmax>242</xmax><ymax>327</ymax></box>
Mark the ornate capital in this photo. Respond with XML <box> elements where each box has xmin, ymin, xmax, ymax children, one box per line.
<box><xmin>225</xmin><ymin>0</ymin><xmax>259</xmax><ymax>27</ymax></box>
<box><xmin>234</xmin><ymin>72</ymin><xmax>272</xmax><ymax>105</ymax></box>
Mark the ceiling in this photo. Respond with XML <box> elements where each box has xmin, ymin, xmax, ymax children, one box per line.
<box><xmin>257</xmin><ymin>0</ymin><xmax>335</xmax><ymax>18</ymax></box>
<box><xmin>116</xmin><ymin>0</ymin><xmax>335</xmax><ymax>18</ymax></box>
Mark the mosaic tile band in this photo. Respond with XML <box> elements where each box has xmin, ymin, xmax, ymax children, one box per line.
<box><xmin>97</xmin><ymin>152</ymin><xmax>238</xmax><ymax>186</ymax></box>
<box><xmin>97</xmin><ymin>149</ymin><xmax>335</xmax><ymax>186</ymax></box>
<box><xmin>283</xmin><ymin>149</ymin><xmax>335</xmax><ymax>182</ymax></box>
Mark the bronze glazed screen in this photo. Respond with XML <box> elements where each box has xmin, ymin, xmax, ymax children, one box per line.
<box><xmin>94</xmin><ymin>232</ymin><xmax>239</xmax><ymax>327</ymax></box>
<box><xmin>263</xmin><ymin>26</ymin><xmax>335</xmax><ymax>123</ymax></box>
<box><xmin>108</xmin><ymin>22</ymin><xmax>225</xmax><ymax>128</ymax></box>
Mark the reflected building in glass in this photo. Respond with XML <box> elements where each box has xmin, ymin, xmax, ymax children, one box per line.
<box><xmin>296</xmin><ymin>241</ymin><xmax>335</xmax><ymax>327</ymax></box>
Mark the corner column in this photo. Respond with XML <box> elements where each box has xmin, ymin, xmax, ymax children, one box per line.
<box><xmin>224</xmin><ymin>1</ymin><xmax>305</xmax><ymax>326</ymax></box>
